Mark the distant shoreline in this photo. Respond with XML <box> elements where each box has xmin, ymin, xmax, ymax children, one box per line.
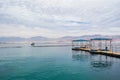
<box><xmin>0</xmin><ymin>44</ymin><xmax>72</xmax><ymax>48</ymax></box>
<box><xmin>32</xmin><ymin>45</ymin><xmax>72</xmax><ymax>47</ymax></box>
<box><xmin>0</xmin><ymin>46</ymin><xmax>22</xmax><ymax>48</ymax></box>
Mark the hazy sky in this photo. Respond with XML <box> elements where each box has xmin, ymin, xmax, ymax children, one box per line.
<box><xmin>0</xmin><ymin>0</ymin><xmax>120</xmax><ymax>38</ymax></box>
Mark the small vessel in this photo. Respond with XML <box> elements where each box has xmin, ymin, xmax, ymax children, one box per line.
<box><xmin>31</xmin><ymin>42</ymin><xmax>35</xmax><ymax>46</ymax></box>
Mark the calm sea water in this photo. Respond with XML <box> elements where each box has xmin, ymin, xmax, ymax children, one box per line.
<box><xmin>0</xmin><ymin>46</ymin><xmax>120</xmax><ymax>80</ymax></box>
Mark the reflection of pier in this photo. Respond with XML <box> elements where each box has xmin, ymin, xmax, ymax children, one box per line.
<box><xmin>72</xmin><ymin>50</ymin><xmax>90</xmax><ymax>61</ymax></box>
<box><xmin>72</xmin><ymin>51</ymin><xmax>113</xmax><ymax>71</ymax></box>
<box><xmin>72</xmin><ymin>38</ymin><xmax>120</xmax><ymax>58</ymax></box>
<box><xmin>90</xmin><ymin>55</ymin><xmax>113</xmax><ymax>71</ymax></box>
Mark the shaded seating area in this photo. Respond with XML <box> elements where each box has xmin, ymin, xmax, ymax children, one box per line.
<box><xmin>72</xmin><ymin>39</ymin><xmax>90</xmax><ymax>51</ymax></box>
<box><xmin>90</xmin><ymin>38</ymin><xmax>112</xmax><ymax>53</ymax></box>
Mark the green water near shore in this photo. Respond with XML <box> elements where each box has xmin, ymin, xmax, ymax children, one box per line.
<box><xmin>0</xmin><ymin>46</ymin><xmax>120</xmax><ymax>80</ymax></box>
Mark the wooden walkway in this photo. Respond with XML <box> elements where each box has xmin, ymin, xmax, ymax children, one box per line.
<box><xmin>72</xmin><ymin>47</ymin><xmax>120</xmax><ymax>58</ymax></box>
<box><xmin>90</xmin><ymin>50</ymin><xmax>120</xmax><ymax>58</ymax></box>
<box><xmin>72</xmin><ymin>47</ymin><xmax>90</xmax><ymax>51</ymax></box>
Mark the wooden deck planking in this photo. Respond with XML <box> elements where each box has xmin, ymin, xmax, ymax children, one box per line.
<box><xmin>72</xmin><ymin>47</ymin><xmax>120</xmax><ymax>58</ymax></box>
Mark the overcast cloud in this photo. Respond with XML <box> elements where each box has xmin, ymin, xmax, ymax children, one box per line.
<box><xmin>0</xmin><ymin>0</ymin><xmax>120</xmax><ymax>38</ymax></box>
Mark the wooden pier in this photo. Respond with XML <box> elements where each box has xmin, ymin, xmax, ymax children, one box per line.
<box><xmin>72</xmin><ymin>47</ymin><xmax>120</xmax><ymax>58</ymax></box>
<box><xmin>72</xmin><ymin>38</ymin><xmax>120</xmax><ymax>58</ymax></box>
<box><xmin>90</xmin><ymin>50</ymin><xmax>120</xmax><ymax>58</ymax></box>
<box><xmin>72</xmin><ymin>47</ymin><xmax>90</xmax><ymax>52</ymax></box>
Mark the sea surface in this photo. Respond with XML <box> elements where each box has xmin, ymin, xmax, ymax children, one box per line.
<box><xmin>0</xmin><ymin>44</ymin><xmax>120</xmax><ymax>80</ymax></box>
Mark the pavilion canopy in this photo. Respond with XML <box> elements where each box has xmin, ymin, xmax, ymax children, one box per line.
<box><xmin>72</xmin><ymin>39</ymin><xmax>89</xmax><ymax>42</ymax></box>
<box><xmin>90</xmin><ymin>38</ymin><xmax>112</xmax><ymax>41</ymax></box>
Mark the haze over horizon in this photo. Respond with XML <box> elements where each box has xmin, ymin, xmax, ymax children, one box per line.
<box><xmin>0</xmin><ymin>0</ymin><xmax>120</xmax><ymax>38</ymax></box>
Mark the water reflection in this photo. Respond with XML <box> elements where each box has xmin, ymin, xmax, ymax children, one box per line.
<box><xmin>90</xmin><ymin>55</ymin><xmax>113</xmax><ymax>71</ymax></box>
<box><xmin>72</xmin><ymin>51</ymin><xmax>90</xmax><ymax>62</ymax></box>
<box><xmin>72</xmin><ymin>51</ymin><xmax>113</xmax><ymax>71</ymax></box>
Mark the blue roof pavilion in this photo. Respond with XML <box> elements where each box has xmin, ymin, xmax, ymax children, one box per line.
<box><xmin>91</xmin><ymin>38</ymin><xmax>112</xmax><ymax>41</ymax></box>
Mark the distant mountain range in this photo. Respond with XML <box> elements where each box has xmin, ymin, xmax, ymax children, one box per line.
<box><xmin>0</xmin><ymin>35</ymin><xmax>120</xmax><ymax>42</ymax></box>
